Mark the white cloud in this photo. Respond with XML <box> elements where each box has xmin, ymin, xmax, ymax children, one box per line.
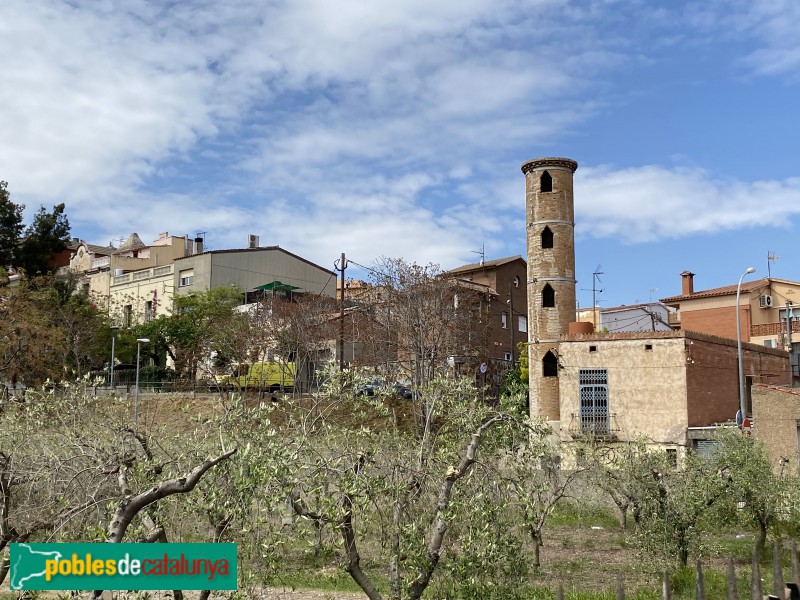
<box><xmin>685</xmin><ymin>0</ymin><xmax>800</xmax><ymax>78</ymax></box>
<box><xmin>575</xmin><ymin>165</ymin><xmax>800</xmax><ymax>242</ymax></box>
<box><xmin>9</xmin><ymin>0</ymin><xmax>795</xmax><ymax>278</ymax></box>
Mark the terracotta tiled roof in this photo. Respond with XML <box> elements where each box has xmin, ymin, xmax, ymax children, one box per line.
<box><xmin>660</xmin><ymin>278</ymin><xmax>772</xmax><ymax>303</ymax></box>
<box><xmin>66</xmin><ymin>240</ymin><xmax>115</xmax><ymax>255</ymax></box>
<box><xmin>445</xmin><ymin>255</ymin><xmax>525</xmax><ymax>275</ymax></box>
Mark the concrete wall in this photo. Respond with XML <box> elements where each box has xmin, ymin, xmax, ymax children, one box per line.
<box><xmin>752</xmin><ymin>384</ymin><xmax>800</xmax><ymax>474</ymax></box>
<box><xmin>174</xmin><ymin>248</ymin><xmax>337</xmax><ymax>298</ymax></box>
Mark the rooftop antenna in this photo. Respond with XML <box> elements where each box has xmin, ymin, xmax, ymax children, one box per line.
<box><xmin>649</xmin><ymin>287</ymin><xmax>659</xmax><ymax>303</ymax></box>
<box><xmin>584</xmin><ymin>265</ymin><xmax>603</xmax><ymax>330</ymax></box>
<box><xmin>767</xmin><ymin>251</ymin><xmax>778</xmax><ymax>278</ymax></box>
<box><xmin>471</xmin><ymin>243</ymin><xmax>485</xmax><ymax>267</ymax></box>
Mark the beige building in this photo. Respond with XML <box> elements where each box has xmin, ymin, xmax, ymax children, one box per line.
<box><xmin>69</xmin><ymin>234</ymin><xmax>336</xmax><ymax>328</ymax></box>
<box><xmin>557</xmin><ymin>331</ymin><xmax>790</xmax><ymax>459</ymax></box>
<box><xmin>752</xmin><ymin>384</ymin><xmax>800</xmax><ymax>474</ymax></box>
<box><xmin>70</xmin><ymin>232</ymin><xmax>197</xmax><ymax>316</ymax></box>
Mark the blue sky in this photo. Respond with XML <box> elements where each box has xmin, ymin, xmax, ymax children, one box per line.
<box><xmin>2</xmin><ymin>0</ymin><xmax>799</xmax><ymax>308</ymax></box>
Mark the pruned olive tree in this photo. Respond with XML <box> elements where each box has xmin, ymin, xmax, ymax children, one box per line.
<box><xmin>0</xmin><ymin>380</ymin><xmax>235</xmax><ymax>592</ymax></box>
<box><xmin>708</xmin><ymin>429</ymin><xmax>800</xmax><ymax>558</ymax></box>
<box><xmin>280</xmin><ymin>367</ymin><xmax>530</xmax><ymax>600</ymax></box>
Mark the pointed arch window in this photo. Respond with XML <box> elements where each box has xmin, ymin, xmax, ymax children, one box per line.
<box><xmin>543</xmin><ymin>350</ymin><xmax>558</xmax><ymax>377</ymax></box>
<box><xmin>542</xmin><ymin>283</ymin><xmax>555</xmax><ymax>307</ymax></box>
<box><xmin>540</xmin><ymin>170</ymin><xmax>553</xmax><ymax>193</ymax></box>
<box><xmin>541</xmin><ymin>226</ymin><xmax>554</xmax><ymax>249</ymax></box>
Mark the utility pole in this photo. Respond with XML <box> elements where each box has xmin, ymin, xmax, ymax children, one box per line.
<box><xmin>336</xmin><ymin>253</ymin><xmax>347</xmax><ymax>370</ymax></box>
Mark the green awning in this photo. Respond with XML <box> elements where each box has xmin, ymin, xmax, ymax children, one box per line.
<box><xmin>254</xmin><ymin>280</ymin><xmax>301</xmax><ymax>292</ymax></box>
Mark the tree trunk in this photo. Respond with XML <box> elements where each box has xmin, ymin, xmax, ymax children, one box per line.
<box><xmin>529</xmin><ymin>525</ymin><xmax>542</xmax><ymax>569</ymax></box>
<box><xmin>755</xmin><ymin>519</ymin><xmax>768</xmax><ymax>559</ymax></box>
<box><xmin>677</xmin><ymin>529</ymin><xmax>689</xmax><ymax>567</ymax></box>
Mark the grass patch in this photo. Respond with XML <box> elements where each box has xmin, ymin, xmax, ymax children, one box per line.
<box><xmin>550</xmin><ymin>500</ymin><xmax>620</xmax><ymax>529</ymax></box>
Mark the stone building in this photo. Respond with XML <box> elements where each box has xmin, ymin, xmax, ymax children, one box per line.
<box><xmin>521</xmin><ymin>157</ymin><xmax>793</xmax><ymax>456</ymax></box>
<box><xmin>558</xmin><ymin>331</ymin><xmax>789</xmax><ymax>459</ymax></box>
<box><xmin>752</xmin><ymin>384</ymin><xmax>800</xmax><ymax>474</ymax></box>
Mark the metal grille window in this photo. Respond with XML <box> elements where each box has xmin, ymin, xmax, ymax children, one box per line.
<box><xmin>579</xmin><ymin>368</ymin><xmax>609</xmax><ymax>435</ymax></box>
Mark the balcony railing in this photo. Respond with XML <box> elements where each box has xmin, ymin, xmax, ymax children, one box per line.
<box><xmin>567</xmin><ymin>412</ymin><xmax>619</xmax><ymax>441</ymax></box>
<box><xmin>751</xmin><ymin>321</ymin><xmax>800</xmax><ymax>337</ymax></box>
<box><xmin>91</xmin><ymin>257</ymin><xmax>110</xmax><ymax>269</ymax></box>
<box><xmin>111</xmin><ymin>265</ymin><xmax>173</xmax><ymax>287</ymax></box>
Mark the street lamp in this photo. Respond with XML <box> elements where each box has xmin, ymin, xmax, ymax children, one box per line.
<box><xmin>109</xmin><ymin>326</ymin><xmax>119</xmax><ymax>389</ymax></box>
<box><xmin>736</xmin><ymin>267</ymin><xmax>756</xmax><ymax>425</ymax></box>
<box><xmin>135</xmin><ymin>338</ymin><xmax>150</xmax><ymax>434</ymax></box>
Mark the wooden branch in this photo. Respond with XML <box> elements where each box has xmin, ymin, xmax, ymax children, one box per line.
<box><xmin>340</xmin><ymin>453</ymin><xmax>383</xmax><ymax>600</ymax></box>
<box><xmin>407</xmin><ymin>415</ymin><xmax>505</xmax><ymax>599</ymax></box>
<box><xmin>106</xmin><ymin>449</ymin><xmax>237</xmax><ymax>544</ymax></box>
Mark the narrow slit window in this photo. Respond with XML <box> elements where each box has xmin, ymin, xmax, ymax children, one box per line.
<box><xmin>540</xmin><ymin>170</ymin><xmax>553</xmax><ymax>193</ymax></box>
<box><xmin>543</xmin><ymin>350</ymin><xmax>558</xmax><ymax>377</ymax></box>
<box><xmin>542</xmin><ymin>284</ymin><xmax>555</xmax><ymax>307</ymax></box>
<box><xmin>541</xmin><ymin>226</ymin><xmax>554</xmax><ymax>249</ymax></box>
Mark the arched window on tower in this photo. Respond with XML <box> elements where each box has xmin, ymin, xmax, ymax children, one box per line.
<box><xmin>543</xmin><ymin>350</ymin><xmax>558</xmax><ymax>377</ymax></box>
<box><xmin>540</xmin><ymin>170</ymin><xmax>553</xmax><ymax>193</ymax></box>
<box><xmin>541</xmin><ymin>226</ymin><xmax>554</xmax><ymax>249</ymax></box>
<box><xmin>542</xmin><ymin>283</ymin><xmax>555</xmax><ymax>307</ymax></box>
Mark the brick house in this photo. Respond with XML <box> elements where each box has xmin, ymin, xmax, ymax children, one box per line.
<box><xmin>661</xmin><ymin>272</ymin><xmax>800</xmax><ymax>348</ymax></box>
<box><xmin>445</xmin><ymin>256</ymin><xmax>528</xmax><ymax>365</ymax></box>
<box><xmin>556</xmin><ymin>330</ymin><xmax>790</xmax><ymax>461</ymax></box>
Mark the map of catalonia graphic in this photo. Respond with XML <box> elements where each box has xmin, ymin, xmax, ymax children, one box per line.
<box><xmin>10</xmin><ymin>543</ymin><xmax>63</xmax><ymax>590</ymax></box>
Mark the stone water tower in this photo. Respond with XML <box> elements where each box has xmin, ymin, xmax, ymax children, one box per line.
<box><xmin>522</xmin><ymin>157</ymin><xmax>578</xmax><ymax>423</ymax></box>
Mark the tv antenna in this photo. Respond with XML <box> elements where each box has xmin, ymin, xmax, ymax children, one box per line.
<box><xmin>649</xmin><ymin>288</ymin><xmax>659</xmax><ymax>303</ymax></box>
<box><xmin>471</xmin><ymin>243</ymin><xmax>485</xmax><ymax>267</ymax></box>
<box><xmin>579</xmin><ymin>265</ymin><xmax>604</xmax><ymax>330</ymax></box>
<box><xmin>767</xmin><ymin>251</ymin><xmax>778</xmax><ymax>278</ymax></box>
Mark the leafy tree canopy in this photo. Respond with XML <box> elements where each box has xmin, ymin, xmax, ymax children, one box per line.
<box><xmin>16</xmin><ymin>202</ymin><xmax>71</xmax><ymax>276</ymax></box>
<box><xmin>0</xmin><ymin>180</ymin><xmax>24</xmax><ymax>270</ymax></box>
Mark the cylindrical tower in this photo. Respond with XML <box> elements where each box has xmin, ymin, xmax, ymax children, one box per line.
<box><xmin>522</xmin><ymin>157</ymin><xmax>578</xmax><ymax>423</ymax></box>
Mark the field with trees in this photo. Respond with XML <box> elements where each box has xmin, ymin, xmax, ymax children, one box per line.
<box><xmin>2</xmin><ymin>370</ymin><xmax>800</xmax><ymax>600</ymax></box>
<box><xmin>1</xmin><ymin>193</ymin><xmax>799</xmax><ymax>598</ymax></box>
